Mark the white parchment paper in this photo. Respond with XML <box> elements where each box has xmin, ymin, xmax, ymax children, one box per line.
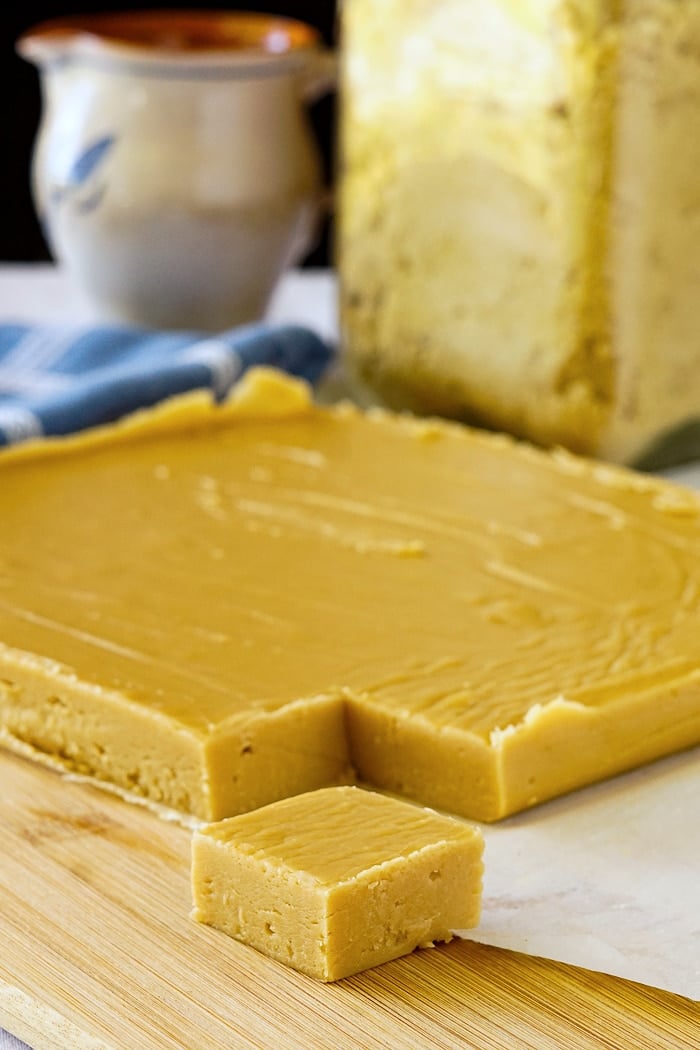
<box><xmin>465</xmin><ymin>747</ymin><xmax>699</xmax><ymax>999</ymax></box>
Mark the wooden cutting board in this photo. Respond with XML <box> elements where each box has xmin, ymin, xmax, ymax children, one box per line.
<box><xmin>0</xmin><ymin>749</ymin><xmax>697</xmax><ymax>1050</ymax></box>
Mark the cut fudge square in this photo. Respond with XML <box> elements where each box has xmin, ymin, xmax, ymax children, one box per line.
<box><xmin>191</xmin><ymin>785</ymin><xmax>484</xmax><ymax>981</ymax></box>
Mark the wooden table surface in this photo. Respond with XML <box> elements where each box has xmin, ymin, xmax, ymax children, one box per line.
<box><xmin>1</xmin><ymin>749</ymin><xmax>698</xmax><ymax>1050</ymax></box>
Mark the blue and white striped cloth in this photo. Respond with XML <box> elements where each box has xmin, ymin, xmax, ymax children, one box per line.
<box><xmin>0</xmin><ymin>321</ymin><xmax>333</xmax><ymax>446</ymax></box>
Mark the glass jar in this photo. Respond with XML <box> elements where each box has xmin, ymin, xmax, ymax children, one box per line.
<box><xmin>338</xmin><ymin>0</ymin><xmax>700</xmax><ymax>467</ymax></box>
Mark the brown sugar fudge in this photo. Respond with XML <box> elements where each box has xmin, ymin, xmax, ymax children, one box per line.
<box><xmin>0</xmin><ymin>367</ymin><xmax>699</xmax><ymax>822</ymax></box>
<box><xmin>191</xmin><ymin>785</ymin><xmax>484</xmax><ymax>981</ymax></box>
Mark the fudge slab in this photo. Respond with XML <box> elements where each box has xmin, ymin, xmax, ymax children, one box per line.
<box><xmin>0</xmin><ymin>368</ymin><xmax>699</xmax><ymax>822</ymax></box>
<box><xmin>191</xmin><ymin>785</ymin><xmax>484</xmax><ymax>981</ymax></box>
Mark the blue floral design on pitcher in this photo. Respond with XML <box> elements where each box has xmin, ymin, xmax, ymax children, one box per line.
<box><xmin>50</xmin><ymin>134</ymin><xmax>116</xmax><ymax>214</ymax></box>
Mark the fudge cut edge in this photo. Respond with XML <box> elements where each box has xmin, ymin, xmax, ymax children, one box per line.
<box><xmin>345</xmin><ymin>666</ymin><xmax>700</xmax><ymax>822</ymax></box>
<box><xmin>0</xmin><ymin>644</ymin><xmax>352</xmax><ymax>822</ymax></box>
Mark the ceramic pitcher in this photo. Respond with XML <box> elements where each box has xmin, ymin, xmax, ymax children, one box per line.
<box><xmin>18</xmin><ymin>11</ymin><xmax>333</xmax><ymax>330</ymax></box>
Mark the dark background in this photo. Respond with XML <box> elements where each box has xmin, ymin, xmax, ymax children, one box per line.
<box><xmin>2</xmin><ymin>2</ymin><xmax>338</xmax><ymax>263</ymax></box>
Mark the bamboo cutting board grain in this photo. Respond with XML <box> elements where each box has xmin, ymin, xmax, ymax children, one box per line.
<box><xmin>1</xmin><ymin>749</ymin><xmax>698</xmax><ymax>1050</ymax></box>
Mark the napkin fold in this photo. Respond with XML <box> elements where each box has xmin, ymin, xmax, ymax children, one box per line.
<box><xmin>0</xmin><ymin>321</ymin><xmax>333</xmax><ymax>446</ymax></box>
